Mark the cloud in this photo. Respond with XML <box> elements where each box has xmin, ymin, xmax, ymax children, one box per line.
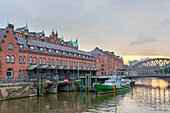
<box><xmin>131</xmin><ymin>35</ymin><xmax>157</xmax><ymax>45</ymax></box>
<box><xmin>162</xmin><ymin>19</ymin><xmax>170</xmax><ymax>27</ymax></box>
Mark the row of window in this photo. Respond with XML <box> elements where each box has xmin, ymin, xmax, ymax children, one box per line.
<box><xmin>6</xmin><ymin>56</ymin><xmax>15</xmax><ymax>63</ymax></box>
<box><xmin>6</xmin><ymin>55</ymin><xmax>96</xmax><ymax>67</ymax></box>
<box><xmin>28</xmin><ymin>45</ymin><xmax>94</xmax><ymax>60</ymax></box>
<box><xmin>28</xmin><ymin>57</ymin><xmax>95</xmax><ymax>68</ymax></box>
<box><xmin>7</xmin><ymin>69</ymin><xmax>25</xmax><ymax>77</ymax></box>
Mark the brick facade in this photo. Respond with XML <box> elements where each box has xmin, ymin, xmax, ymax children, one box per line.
<box><xmin>91</xmin><ymin>47</ymin><xmax>124</xmax><ymax>76</ymax></box>
<box><xmin>0</xmin><ymin>23</ymin><xmax>96</xmax><ymax>78</ymax></box>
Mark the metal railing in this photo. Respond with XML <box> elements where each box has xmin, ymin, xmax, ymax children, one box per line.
<box><xmin>0</xmin><ymin>76</ymin><xmax>29</xmax><ymax>84</ymax></box>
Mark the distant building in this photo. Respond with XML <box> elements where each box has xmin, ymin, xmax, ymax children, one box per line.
<box><xmin>129</xmin><ymin>57</ymin><xmax>149</xmax><ymax>66</ymax></box>
<box><xmin>91</xmin><ymin>47</ymin><xmax>124</xmax><ymax>76</ymax></box>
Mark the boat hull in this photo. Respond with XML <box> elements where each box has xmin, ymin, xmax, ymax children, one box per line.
<box><xmin>94</xmin><ymin>84</ymin><xmax>131</xmax><ymax>94</ymax></box>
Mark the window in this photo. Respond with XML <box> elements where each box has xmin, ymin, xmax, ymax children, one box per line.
<box><xmin>34</xmin><ymin>57</ymin><xmax>37</xmax><ymax>64</ymax></box>
<box><xmin>56</xmin><ymin>50</ymin><xmax>59</xmax><ymax>53</ymax></box>
<box><xmin>11</xmin><ymin>56</ymin><xmax>15</xmax><ymax>63</ymax></box>
<box><xmin>40</xmin><ymin>48</ymin><xmax>44</xmax><ymax>51</ymax></box>
<box><xmin>65</xmin><ymin>60</ymin><xmax>67</xmax><ymax>66</ymax></box>
<box><xmin>48</xmin><ymin>49</ymin><xmax>52</xmax><ymax>52</ymax></box>
<box><xmin>74</xmin><ymin>61</ymin><xmax>76</xmax><ymax>67</ymax></box>
<box><xmin>43</xmin><ymin>58</ymin><xmax>46</xmax><ymax>65</ymax></box>
<box><xmin>71</xmin><ymin>61</ymin><xmax>73</xmax><ymax>66</ymax></box>
<box><xmin>56</xmin><ymin>59</ymin><xmax>58</xmax><ymax>65</ymax></box>
<box><xmin>48</xmin><ymin>59</ymin><xmax>50</xmax><ymax>65</ymax></box>
<box><xmin>63</xmin><ymin>51</ymin><xmax>66</xmax><ymax>54</ymax></box>
<box><xmin>69</xmin><ymin>53</ymin><xmax>72</xmax><ymax>55</ymax></box>
<box><xmin>63</xmin><ymin>60</ymin><xmax>64</xmax><ymax>66</ymax></box>
<box><xmin>19</xmin><ymin>45</ymin><xmax>23</xmax><ymax>48</ymax></box>
<box><xmin>25</xmin><ymin>35</ymin><xmax>28</xmax><ymax>40</ymax></box>
<box><xmin>29</xmin><ymin>57</ymin><xmax>32</xmax><ymax>64</ymax></box>
<box><xmin>74</xmin><ymin>54</ymin><xmax>77</xmax><ymax>56</ymax></box>
<box><xmin>59</xmin><ymin>60</ymin><xmax>61</xmax><ymax>65</ymax></box>
<box><xmin>6</xmin><ymin>56</ymin><xmax>10</xmax><ymax>63</ymax></box>
<box><xmin>101</xmin><ymin>64</ymin><xmax>104</xmax><ymax>67</ymax></box>
<box><xmin>69</xmin><ymin>61</ymin><xmax>70</xmax><ymax>66</ymax></box>
<box><xmin>30</xmin><ymin>46</ymin><xmax>34</xmax><ymax>49</ymax></box>
<box><xmin>102</xmin><ymin>59</ymin><xmax>104</xmax><ymax>63</ymax></box>
<box><xmin>58</xmin><ymin>60</ymin><xmax>61</xmax><ymax>66</ymax></box>
<box><xmin>39</xmin><ymin>58</ymin><xmax>42</xmax><ymax>64</ymax></box>
<box><xmin>7</xmin><ymin>69</ymin><xmax>13</xmax><ymax>77</ymax></box>
<box><xmin>19</xmin><ymin>70</ymin><xmax>21</xmax><ymax>77</ymax></box>
<box><xmin>23</xmin><ymin>70</ymin><xmax>25</xmax><ymax>77</ymax></box>
<box><xmin>19</xmin><ymin>56</ymin><xmax>22</xmax><ymax>64</ymax></box>
<box><xmin>51</xmin><ymin>59</ymin><xmax>54</xmax><ymax>65</ymax></box>
<box><xmin>23</xmin><ymin>57</ymin><xmax>26</xmax><ymax>64</ymax></box>
<box><xmin>8</xmin><ymin>43</ymin><xmax>13</xmax><ymax>50</ymax></box>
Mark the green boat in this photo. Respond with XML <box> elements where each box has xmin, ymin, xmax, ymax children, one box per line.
<box><xmin>94</xmin><ymin>76</ymin><xmax>131</xmax><ymax>94</ymax></box>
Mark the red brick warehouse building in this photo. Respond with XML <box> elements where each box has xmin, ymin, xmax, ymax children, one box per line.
<box><xmin>0</xmin><ymin>22</ymin><xmax>98</xmax><ymax>79</ymax></box>
<box><xmin>91</xmin><ymin>47</ymin><xmax>124</xmax><ymax>76</ymax></box>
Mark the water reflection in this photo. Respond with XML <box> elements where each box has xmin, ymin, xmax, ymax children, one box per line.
<box><xmin>1</xmin><ymin>77</ymin><xmax>170</xmax><ymax>113</ymax></box>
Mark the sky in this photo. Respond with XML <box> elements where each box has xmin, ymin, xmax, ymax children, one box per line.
<box><xmin>0</xmin><ymin>0</ymin><xmax>170</xmax><ymax>64</ymax></box>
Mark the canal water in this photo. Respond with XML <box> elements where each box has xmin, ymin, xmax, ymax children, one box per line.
<box><xmin>1</xmin><ymin>77</ymin><xmax>170</xmax><ymax>113</ymax></box>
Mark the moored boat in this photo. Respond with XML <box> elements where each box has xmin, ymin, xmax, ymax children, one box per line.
<box><xmin>94</xmin><ymin>76</ymin><xmax>131</xmax><ymax>94</ymax></box>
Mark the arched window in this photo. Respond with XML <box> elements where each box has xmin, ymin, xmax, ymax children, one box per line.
<box><xmin>65</xmin><ymin>60</ymin><xmax>67</xmax><ymax>66</ymax></box>
<box><xmin>51</xmin><ymin>59</ymin><xmax>54</xmax><ymax>65</ymax></box>
<box><xmin>8</xmin><ymin>43</ymin><xmax>13</xmax><ymax>50</ymax></box>
<box><xmin>48</xmin><ymin>58</ymin><xmax>50</xmax><ymax>65</ymax></box>
<box><xmin>29</xmin><ymin>57</ymin><xmax>32</xmax><ymax>64</ymax></box>
<box><xmin>76</xmin><ymin>62</ymin><xmax>78</xmax><ymax>67</ymax></box>
<box><xmin>23</xmin><ymin>56</ymin><xmax>26</xmax><ymax>64</ymax></box>
<box><xmin>11</xmin><ymin>56</ymin><xmax>15</xmax><ymax>63</ymax></box>
<box><xmin>68</xmin><ymin>61</ymin><xmax>70</xmax><ymax>66</ymax></box>
<box><xmin>56</xmin><ymin>59</ymin><xmax>58</xmax><ymax>65</ymax></box>
<box><xmin>71</xmin><ymin>61</ymin><xmax>73</xmax><ymax>66</ymax></box>
<box><xmin>74</xmin><ymin>61</ymin><xmax>76</xmax><ymax>67</ymax></box>
<box><xmin>34</xmin><ymin>57</ymin><xmax>37</xmax><ymax>64</ymax></box>
<box><xmin>63</xmin><ymin>60</ymin><xmax>65</xmax><ymax>66</ymax></box>
<box><xmin>6</xmin><ymin>56</ymin><xmax>10</xmax><ymax>63</ymax></box>
<box><xmin>39</xmin><ymin>58</ymin><xmax>42</xmax><ymax>64</ymax></box>
<box><xmin>23</xmin><ymin>70</ymin><xmax>25</xmax><ymax>77</ymax></box>
<box><xmin>19</xmin><ymin>56</ymin><xmax>22</xmax><ymax>64</ymax></box>
<box><xmin>19</xmin><ymin>70</ymin><xmax>21</xmax><ymax>77</ymax></box>
<box><xmin>43</xmin><ymin>58</ymin><xmax>46</xmax><ymax>65</ymax></box>
<box><xmin>7</xmin><ymin>69</ymin><xmax>13</xmax><ymax>77</ymax></box>
<box><xmin>59</xmin><ymin>60</ymin><xmax>61</xmax><ymax>65</ymax></box>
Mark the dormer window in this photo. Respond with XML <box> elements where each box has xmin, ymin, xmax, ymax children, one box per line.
<box><xmin>83</xmin><ymin>55</ymin><xmax>85</xmax><ymax>58</ymax></box>
<box><xmin>63</xmin><ymin>52</ymin><xmax>66</xmax><ymax>54</ymax></box>
<box><xmin>40</xmin><ymin>48</ymin><xmax>44</xmax><ymax>51</ymax></box>
<box><xmin>74</xmin><ymin>54</ymin><xmax>77</xmax><ymax>56</ymax></box>
<box><xmin>79</xmin><ymin>54</ymin><xmax>81</xmax><ymax>57</ymax></box>
<box><xmin>48</xmin><ymin>49</ymin><xmax>52</xmax><ymax>52</ymax></box>
<box><xmin>30</xmin><ymin>46</ymin><xmax>34</xmax><ymax>50</ymax></box>
<box><xmin>19</xmin><ymin>44</ymin><xmax>23</xmax><ymax>48</ymax></box>
<box><xmin>56</xmin><ymin>50</ymin><xmax>59</xmax><ymax>53</ymax></box>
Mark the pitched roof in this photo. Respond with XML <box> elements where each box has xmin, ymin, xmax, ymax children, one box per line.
<box><xmin>0</xmin><ymin>29</ymin><xmax>7</xmax><ymax>46</ymax></box>
<box><xmin>16</xmin><ymin>27</ymin><xmax>25</xmax><ymax>32</ymax></box>
<box><xmin>90</xmin><ymin>47</ymin><xmax>105</xmax><ymax>55</ymax></box>
<box><xmin>26</xmin><ymin>39</ymin><xmax>93</xmax><ymax>56</ymax></box>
